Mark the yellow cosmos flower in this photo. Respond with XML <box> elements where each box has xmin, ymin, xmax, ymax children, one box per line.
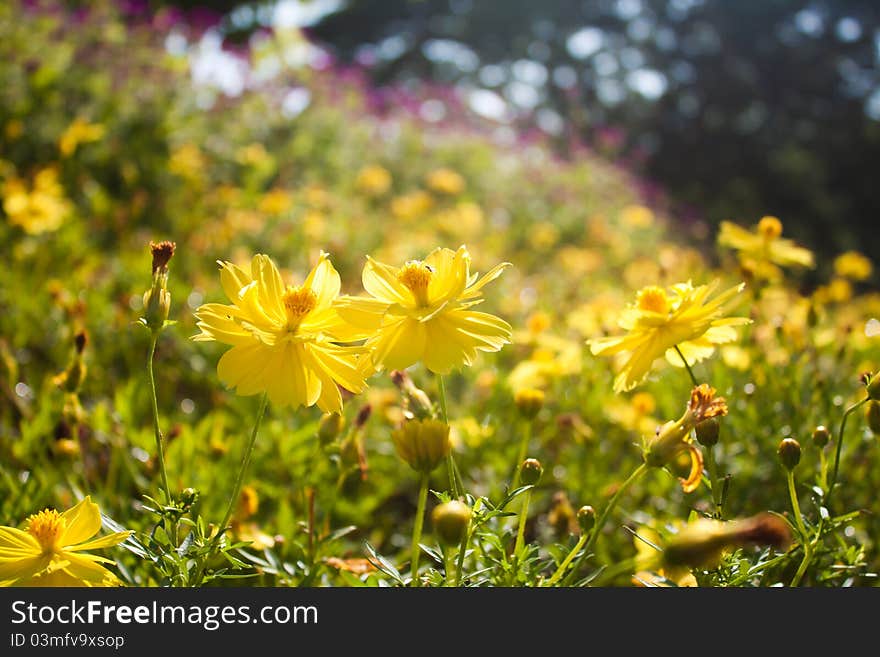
<box><xmin>0</xmin><ymin>497</ymin><xmax>130</xmax><ymax>587</ymax></box>
<box><xmin>58</xmin><ymin>117</ymin><xmax>105</xmax><ymax>157</ymax></box>
<box><xmin>589</xmin><ymin>281</ymin><xmax>750</xmax><ymax>393</ymax></box>
<box><xmin>834</xmin><ymin>250</ymin><xmax>873</xmax><ymax>281</ymax></box>
<box><xmin>336</xmin><ymin>245</ymin><xmax>512</xmax><ymax>374</ymax></box>
<box><xmin>717</xmin><ymin>216</ymin><xmax>814</xmax><ymax>279</ymax></box>
<box><xmin>2</xmin><ymin>167</ymin><xmax>71</xmax><ymax>234</ymax></box>
<box><xmin>193</xmin><ymin>252</ymin><xmax>369</xmax><ymax>412</ymax></box>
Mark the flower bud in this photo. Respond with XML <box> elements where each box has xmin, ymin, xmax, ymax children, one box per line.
<box><xmin>866</xmin><ymin>371</ymin><xmax>880</xmax><ymax>401</ymax></box>
<box><xmin>694</xmin><ymin>417</ymin><xmax>720</xmax><ymax>447</ymax></box>
<box><xmin>52</xmin><ymin>438</ymin><xmax>80</xmax><ymax>459</ymax></box>
<box><xmin>777</xmin><ymin>438</ymin><xmax>801</xmax><ymax>470</ymax></box>
<box><xmin>577</xmin><ymin>505</ymin><xmax>596</xmax><ymax>534</ymax></box>
<box><xmin>519</xmin><ymin>458</ymin><xmax>543</xmax><ymax>486</ymax></box>
<box><xmin>317</xmin><ymin>412</ymin><xmax>345</xmax><ymax>446</ymax></box>
<box><xmin>391</xmin><ymin>418</ymin><xmax>451</xmax><ymax>474</ymax></box>
<box><xmin>811</xmin><ymin>425</ymin><xmax>830</xmax><ymax>449</ymax></box>
<box><xmin>180</xmin><ymin>487</ymin><xmax>199</xmax><ymax>508</ymax></box>
<box><xmin>514</xmin><ymin>388</ymin><xmax>545</xmax><ymax>420</ymax></box>
<box><xmin>431</xmin><ymin>500</ymin><xmax>471</xmax><ymax>546</ymax></box>
<box><xmin>142</xmin><ymin>240</ymin><xmax>175</xmax><ymax>332</ymax></box>
<box><xmin>390</xmin><ymin>370</ymin><xmax>435</xmax><ymax>418</ymax></box>
<box><xmin>866</xmin><ymin>401</ymin><xmax>880</xmax><ymax>434</ymax></box>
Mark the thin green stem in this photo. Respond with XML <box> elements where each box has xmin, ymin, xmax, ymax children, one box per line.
<box><xmin>787</xmin><ymin>470</ymin><xmax>811</xmax><ymax>587</ymax></box>
<box><xmin>561</xmin><ymin>462</ymin><xmax>648</xmax><ymax>586</ymax></box>
<box><xmin>514</xmin><ymin>489</ymin><xmax>532</xmax><ymax>557</ymax></box>
<box><xmin>706</xmin><ymin>448</ymin><xmax>723</xmax><ymax>519</ymax></box>
<box><xmin>544</xmin><ymin>532</ymin><xmax>588</xmax><ymax>587</ymax></box>
<box><xmin>147</xmin><ymin>334</ymin><xmax>171</xmax><ymax>505</ymax></box>
<box><xmin>827</xmin><ymin>396</ymin><xmax>868</xmax><ymax>508</ymax></box>
<box><xmin>674</xmin><ymin>345</ymin><xmax>699</xmax><ymax>387</ymax></box>
<box><xmin>410</xmin><ymin>473</ymin><xmax>430</xmax><ymax>587</ymax></box>
<box><xmin>511</xmin><ymin>420</ymin><xmax>532</xmax><ymax>490</ymax></box>
<box><xmin>436</xmin><ymin>373</ymin><xmax>449</xmax><ymax>423</ymax></box>
<box><xmin>454</xmin><ymin>523</ymin><xmax>470</xmax><ymax>587</ymax></box>
<box><xmin>436</xmin><ymin>373</ymin><xmax>463</xmax><ymax>498</ymax></box>
<box><xmin>194</xmin><ymin>393</ymin><xmax>268</xmax><ymax>586</ymax></box>
<box><xmin>443</xmin><ymin>546</ymin><xmax>455</xmax><ymax>587</ymax></box>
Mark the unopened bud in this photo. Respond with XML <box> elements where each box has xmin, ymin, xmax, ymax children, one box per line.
<box><xmin>519</xmin><ymin>458</ymin><xmax>543</xmax><ymax>486</ymax></box>
<box><xmin>866</xmin><ymin>371</ymin><xmax>880</xmax><ymax>401</ymax></box>
<box><xmin>180</xmin><ymin>487</ymin><xmax>199</xmax><ymax>507</ymax></box>
<box><xmin>514</xmin><ymin>388</ymin><xmax>545</xmax><ymax>420</ymax></box>
<box><xmin>694</xmin><ymin>417</ymin><xmax>720</xmax><ymax>447</ymax></box>
<box><xmin>431</xmin><ymin>500</ymin><xmax>471</xmax><ymax>546</ymax></box>
<box><xmin>318</xmin><ymin>412</ymin><xmax>345</xmax><ymax>445</ymax></box>
<box><xmin>391</xmin><ymin>419</ymin><xmax>451</xmax><ymax>474</ymax></box>
<box><xmin>143</xmin><ymin>241</ymin><xmax>175</xmax><ymax>332</ymax></box>
<box><xmin>777</xmin><ymin>438</ymin><xmax>801</xmax><ymax>470</ymax></box>
<box><xmin>811</xmin><ymin>425</ymin><xmax>830</xmax><ymax>448</ymax></box>
<box><xmin>150</xmin><ymin>240</ymin><xmax>176</xmax><ymax>274</ymax></box>
<box><xmin>390</xmin><ymin>369</ymin><xmax>435</xmax><ymax>418</ymax></box>
<box><xmin>577</xmin><ymin>505</ymin><xmax>596</xmax><ymax>533</ymax></box>
<box><xmin>866</xmin><ymin>401</ymin><xmax>880</xmax><ymax>434</ymax></box>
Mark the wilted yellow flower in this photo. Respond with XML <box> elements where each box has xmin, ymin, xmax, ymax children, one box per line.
<box><xmin>718</xmin><ymin>216</ymin><xmax>814</xmax><ymax>279</ymax></box>
<box><xmin>643</xmin><ymin>384</ymin><xmax>728</xmax><ymax>492</ymax></box>
<box><xmin>834</xmin><ymin>251</ymin><xmax>873</xmax><ymax>281</ymax></box>
<box><xmin>355</xmin><ymin>164</ymin><xmax>392</xmax><ymax>197</ymax></box>
<box><xmin>426</xmin><ymin>167</ymin><xmax>465</xmax><ymax>195</ymax></box>
<box><xmin>193</xmin><ymin>252</ymin><xmax>370</xmax><ymax>412</ymax></box>
<box><xmin>2</xmin><ymin>167</ymin><xmax>71</xmax><ymax>234</ymax></box>
<box><xmin>58</xmin><ymin>118</ymin><xmax>105</xmax><ymax>157</ymax></box>
<box><xmin>0</xmin><ymin>497</ymin><xmax>131</xmax><ymax>586</ymax></box>
<box><xmin>336</xmin><ymin>245</ymin><xmax>512</xmax><ymax>374</ymax></box>
<box><xmin>588</xmin><ymin>281</ymin><xmax>751</xmax><ymax>393</ymax></box>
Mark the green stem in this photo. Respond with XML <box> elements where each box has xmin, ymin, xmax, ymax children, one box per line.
<box><xmin>443</xmin><ymin>546</ymin><xmax>455</xmax><ymax>587</ymax></box>
<box><xmin>454</xmin><ymin>522</ymin><xmax>470</xmax><ymax>587</ymax></box>
<box><xmin>436</xmin><ymin>372</ymin><xmax>463</xmax><ymax>498</ymax></box>
<box><xmin>544</xmin><ymin>532</ymin><xmax>588</xmax><ymax>587</ymax></box>
<box><xmin>410</xmin><ymin>473</ymin><xmax>430</xmax><ymax>587</ymax></box>
<box><xmin>561</xmin><ymin>462</ymin><xmax>648</xmax><ymax>586</ymax></box>
<box><xmin>194</xmin><ymin>393</ymin><xmax>268</xmax><ymax>585</ymax></box>
<box><xmin>787</xmin><ymin>470</ymin><xmax>811</xmax><ymax>587</ymax></box>
<box><xmin>514</xmin><ymin>489</ymin><xmax>532</xmax><ymax>557</ymax></box>
<box><xmin>706</xmin><ymin>447</ymin><xmax>723</xmax><ymax>519</ymax></box>
<box><xmin>674</xmin><ymin>345</ymin><xmax>699</xmax><ymax>387</ymax></box>
<box><xmin>826</xmin><ymin>396</ymin><xmax>868</xmax><ymax>508</ymax></box>
<box><xmin>511</xmin><ymin>420</ymin><xmax>532</xmax><ymax>490</ymax></box>
<box><xmin>147</xmin><ymin>334</ymin><xmax>171</xmax><ymax>505</ymax></box>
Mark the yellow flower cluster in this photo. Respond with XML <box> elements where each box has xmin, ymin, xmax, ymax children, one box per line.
<box><xmin>2</xmin><ymin>167</ymin><xmax>71</xmax><ymax>234</ymax></box>
<box><xmin>194</xmin><ymin>245</ymin><xmax>512</xmax><ymax>410</ymax></box>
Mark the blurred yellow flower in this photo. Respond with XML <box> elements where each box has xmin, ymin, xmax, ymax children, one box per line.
<box><xmin>193</xmin><ymin>252</ymin><xmax>370</xmax><ymax>411</ymax></box>
<box><xmin>0</xmin><ymin>497</ymin><xmax>130</xmax><ymax>587</ymax></box>
<box><xmin>355</xmin><ymin>164</ymin><xmax>392</xmax><ymax>197</ymax></box>
<box><xmin>426</xmin><ymin>167</ymin><xmax>466</xmax><ymax>195</ymax></box>
<box><xmin>58</xmin><ymin>117</ymin><xmax>105</xmax><ymax>157</ymax></box>
<box><xmin>337</xmin><ymin>245</ymin><xmax>512</xmax><ymax>374</ymax></box>
<box><xmin>391</xmin><ymin>190</ymin><xmax>433</xmax><ymax>220</ymax></box>
<box><xmin>258</xmin><ymin>188</ymin><xmax>294</xmax><ymax>216</ymax></box>
<box><xmin>718</xmin><ymin>216</ymin><xmax>814</xmax><ymax>279</ymax></box>
<box><xmin>834</xmin><ymin>251</ymin><xmax>873</xmax><ymax>281</ymax></box>
<box><xmin>2</xmin><ymin>166</ymin><xmax>71</xmax><ymax>234</ymax></box>
<box><xmin>589</xmin><ymin>281</ymin><xmax>751</xmax><ymax>392</ymax></box>
<box><xmin>168</xmin><ymin>143</ymin><xmax>206</xmax><ymax>183</ymax></box>
<box><xmin>619</xmin><ymin>204</ymin><xmax>655</xmax><ymax>229</ymax></box>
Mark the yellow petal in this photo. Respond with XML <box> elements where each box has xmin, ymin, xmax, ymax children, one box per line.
<box><xmin>0</xmin><ymin>526</ymin><xmax>40</xmax><ymax>552</ymax></box>
<box><xmin>59</xmin><ymin>497</ymin><xmax>102</xmax><ymax>546</ymax></box>
<box><xmin>334</xmin><ymin>295</ymin><xmax>388</xmax><ymax>331</ymax></box>
<box><xmin>303</xmin><ymin>252</ymin><xmax>342</xmax><ymax>309</ymax></box>
<box><xmin>460</xmin><ymin>261</ymin><xmax>511</xmax><ymax>300</ymax></box>
<box><xmin>251</xmin><ymin>254</ymin><xmax>286</xmax><ymax>323</ymax></box>
<box><xmin>219</xmin><ymin>260</ymin><xmax>253</xmax><ymax>303</ymax></box>
<box><xmin>362</xmin><ymin>257</ymin><xmax>411</xmax><ymax>306</ymax></box>
<box><xmin>370</xmin><ymin>316</ymin><xmax>426</xmax><ymax>371</ymax></box>
<box><xmin>65</xmin><ymin>531</ymin><xmax>131</xmax><ymax>552</ymax></box>
<box><xmin>217</xmin><ymin>343</ymin><xmax>276</xmax><ymax>396</ymax></box>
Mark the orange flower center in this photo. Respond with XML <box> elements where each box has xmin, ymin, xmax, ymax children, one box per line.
<box><xmin>26</xmin><ymin>509</ymin><xmax>65</xmax><ymax>553</ymax></box>
<box><xmin>282</xmin><ymin>285</ymin><xmax>317</xmax><ymax>329</ymax></box>
<box><xmin>636</xmin><ymin>286</ymin><xmax>669</xmax><ymax>314</ymax></box>
<box><xmin>397</xmin><ymin>261</ymin><xmax>433</xmax><ymax>306</ymax></box>
<box><xmin>757</xmin><ymin>216</ymin><xmax>783</xmax><ymax>240</ymax></box>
